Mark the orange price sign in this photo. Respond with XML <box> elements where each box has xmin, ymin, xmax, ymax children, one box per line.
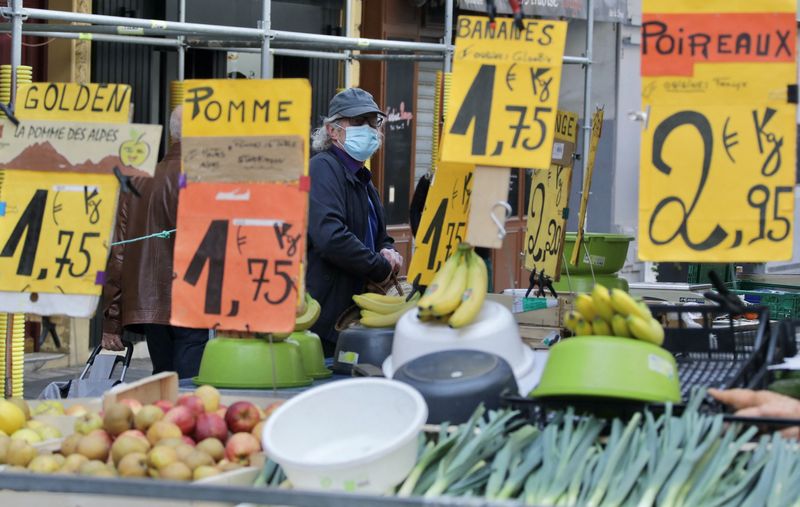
<box><xmin>170</xmin><ymin>182</ymin><xmax>307</xmax><ymax>333</ymax></box>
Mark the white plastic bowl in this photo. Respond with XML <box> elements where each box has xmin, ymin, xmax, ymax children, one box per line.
<box><xmin>262</xmin><ymin>378</ymin><xmax>427</xmax><ymax>493</ymax></box>
<box><xmin>385</xmin><ymin>300</ymin><xmax>537</xmax><ymax>394</ymax></box>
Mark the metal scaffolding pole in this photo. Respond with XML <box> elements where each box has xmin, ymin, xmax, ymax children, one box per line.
<box><xmin>8</xmin><ymin>0</ymin><xmax>23</xmax><ymax>108</ymax></box>
<box><xmin>581</xmin><ymin>0</ymin><xmax>595</xmax><ymax>228</ymax></box>
<box><xmin>261</xmin><ymin>0</ymin><xmax>272</xmax><ymax>78</ymax></box>
<box><xmin>177</xmin><ymin>0</ymin><xmax>185</xmax><ymax>81</ymax></box>
<box><xmin>444</xmin><ymin>0</ymin><xmax>453</xmax><ymax>72</ymax></box>
<box><xmin>1</xmin><ymin>30</ymin><xmax>182</xmax><ymax>47</ymax></box>
<box><xmin>344</xmin><ymin>0</ymin><xmax>353</xmax><ymax>88</ymax></box>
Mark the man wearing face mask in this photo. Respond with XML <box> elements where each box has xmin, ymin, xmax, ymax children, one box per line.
<box><xmin>307</xmin><ymin>88</ymin><xmax>404</xmax><ymax>356</ymax></box>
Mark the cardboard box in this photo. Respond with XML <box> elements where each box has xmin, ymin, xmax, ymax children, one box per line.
<box><xmin>487</xmin><ymin>293</ymin><xmax>572</xmax><ymax>328</ymax></box>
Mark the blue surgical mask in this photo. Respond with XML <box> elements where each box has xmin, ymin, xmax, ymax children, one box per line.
<box><xmin>337</xmin><ymin>124</ymin><xmax>381</xmax><ymax>162</ymax></box>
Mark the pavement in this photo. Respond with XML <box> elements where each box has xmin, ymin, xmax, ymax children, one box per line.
<box><xmin>23</xmin><ymin>358</ymin><xmax>153</xmax><ymax>399</ymax></box>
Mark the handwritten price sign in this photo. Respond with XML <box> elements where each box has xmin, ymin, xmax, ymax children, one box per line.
<box><xmin>440</xmin><ymin>16</ymin><xmax>567</xmax><ymax>169</ymax></box>
<box><xmin>170</xmin><ymin>182</ymin><xmax>307</xmax><ymax>333</ymax></box>
<box><xmin>639</xmin><ymin>0</ymin><xmax>796</xmax><ymax>261</ymax></box>
<box><xmin>16</xmin><ymin>83</ymin><xmax>132</xmax><ymax>124</ymax></box>
<box><xmin>407</xmin><ymin>161</ymin><xmax>474</xmax><ymax>287</ymax></box>
<box><xmin>0</xmin><ymin>170</ymin><xmax>118</xmax><ymax>295</ymax></box>
<box><xmin>524</xmin><ymin>110</ymin><xmax>578</xmax><ymax>279</ymax></box>
<box><xmin>181</xmin><ymin>79</ymin><xmax>311</xmax><ymax>183</ymax></box>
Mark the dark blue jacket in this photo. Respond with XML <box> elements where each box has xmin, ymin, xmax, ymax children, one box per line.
<box><xmin>306</xmin><ymin>150</ymin><xmax>394</xmax><ymax>346</ymax></box>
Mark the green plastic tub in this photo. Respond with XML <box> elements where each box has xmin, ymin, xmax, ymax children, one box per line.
<box><xmin>194</xmin><ymin>337</ymin><xmax>312</xmax><ymax>389</ymax></box>
<box><xmin>560</xmin><ymin>233</ymin><xmax>634</xmax><ymax>276</ymax></box>
<box><xmin>532</xmin><ymin>336</ymin><xmax>681</xmax><ymax>403</ymax></box>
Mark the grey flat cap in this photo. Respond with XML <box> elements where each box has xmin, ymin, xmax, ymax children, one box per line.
<box><xmin>328</xmin><ymin>87</ymin><xmax>386</xmax><ymax>119</ymax></box>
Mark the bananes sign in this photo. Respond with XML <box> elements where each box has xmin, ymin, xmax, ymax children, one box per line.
<box><xmin>458</xmin><ymin>0</ymin><xmax>627</xmax><ymax>23</ymax></box>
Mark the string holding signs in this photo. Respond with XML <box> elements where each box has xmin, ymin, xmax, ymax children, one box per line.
<box><xmin>407</xmin><ymin>161</ymin><xmax>474</xmax><ymax>287</ymax></box>
<box><xmin>0</xmin><ymin>169</ymin><xmax>119</xmax><ymax>295</ymax></box>
<box><xmin>639</xmin><ymin>0</ymin><xmax>796</xmax><ymax>262</ymax></box>
<box><xmin>440</xmin><ymin>15</ymin><xmax>568</xmax><ymax>169</ymax></box>
<box><xmin>16</xmin><ymin>83</ymin><xmax>132</xmax><ymax>124</ymax></box>
<box><xmin>524</xmin><ymin>110</ymin><xmax>579</xmax><ymax>281</ymax></box>
<box><xmin>0</xmin><ymin>120</ymin><xmax>162</xmax><ymax>177</ymax></box>
<box><xmin>181</xmin><ymin>79</ymin><xmax>311</xmax><ymax>182</ymax></box>
<box><xmin>170</xmin><ymin>182</ymin><xmax>307</xmax><ymax>333</ymax></box>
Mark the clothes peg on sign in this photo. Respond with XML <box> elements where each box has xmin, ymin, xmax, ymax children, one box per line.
<box><xmin>526</xmin><ymin>268</ymin><xmax>558</xmax><ymax>299</ymax></box>
<box><xmin>0</xmin><ymin>102</ymin><xmax>20</xmax><ymax>127</ymax></box>
<box><xmin>112</xmin><ymin>166</ymin><xmax>141</xmax><ymax>197</ymax></box>
<box><xmin>486</xmin><ymin>0</ymin><xmax>524</xmax><ymax>31</ymax></box>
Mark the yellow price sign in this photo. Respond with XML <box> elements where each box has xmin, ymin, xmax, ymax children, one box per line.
<box><xmin>181</xmin><ymin>79</ymin><xmax>311</xmax><ymax>138</ymax></box>
<box><xmin>524</xmin><ymin>110</ymin><xmax>578</xmax><ymax>279</ymax></box>
<box><xmin>181</xmin><ymin>79</ymin><xmax>311</xmax><ymax>181</ymax></box>
<box><xmin>440</xmin><ymin>16</ymin><xmax>567</xmax><ymax>169</ymax></box>
<box><xmin>408</xmin><ymin>161</ymin><xmax>474</xmax><ymax>287</ymax></box>
<box><xmin>0</xmin><ymin>170</ymin><xmax>119</xmax><ymax>295</ymax></box>
<box><xmin>639</xmin><ymin>0</ymin><xmax>796</xmax><ymax>261</ymax></box>
<box><xmin>16</xmin><ymin>83</ymin><xmax>132</xmax><ymax>123</ymax></box>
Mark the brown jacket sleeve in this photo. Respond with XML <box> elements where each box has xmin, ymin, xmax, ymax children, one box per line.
<box><xmin>101</xmin><ymin>190</ymin><xmax>130</xmax><ymax>335</ymax></box>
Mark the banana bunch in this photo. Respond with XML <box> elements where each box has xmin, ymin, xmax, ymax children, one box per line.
<box><xmin>354</xmin><ymin>292</ymin><xmax>420</xmax><ymax>328</ymax></box>
<box><xmin>295</xmin><ymin>292</ymin><xmax>321</xmax><ymax>331</ymax></box>
<box><xmin>417</xmin><ymin>244</ymin><xmax>488</xmax><ymax>328</ymax></box>
<box><xmin>563</xmin><ymin>284</ymin><xmax>665</xmax><ymax>346</ymax></box>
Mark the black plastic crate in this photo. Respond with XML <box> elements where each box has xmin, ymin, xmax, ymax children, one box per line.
<box><xmin>649</xmin><ymin>304</ymin><xmax>773</xmax><ymax>399</ymax></box>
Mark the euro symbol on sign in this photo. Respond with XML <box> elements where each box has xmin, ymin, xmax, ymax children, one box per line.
<box><xmin>506</xmin><ymin>64</ymin><xmax>517</xmax><ymax>92</ymax></box>
<box><xmin>722</xmin><ymin>117</ymin><xmax>738</xmax><ymax>163</ymax></box>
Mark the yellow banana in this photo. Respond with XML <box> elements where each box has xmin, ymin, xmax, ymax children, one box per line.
<box><xmin>449</xmin><ymin>250</ymin><xmax>488</xmax><ymax>329</ymax></box>
<box><xmin>294</xmin><ymin>294</ymin><xmax>321</xmax><ymax>331</ymax></box>
<box><xmin>360</xmin><ymin>303</ymin><xmax>416</xmax><ymax>328</ymax></box>
<box><xmin>353</xmin><ymin>292</ymin><xmax>420</xmax><ymax>314</ymax></box>
<box><xmin>563</xmin><ymin>311</ymin><xmax>582</xmax><ymax>333</ymax></box>
<box><xmin>637</xmin><ymin>301</ymin><xmax>653</xmax><ymax>319</ymax></box>
<box><xmin>429</xmin><ymin>256</ymin><xmax>469</xmax><ymax>317</ymax></box>
<box><xmin>574</xmin><ymin>318</ymin><xmax>593</xmax><ymax>337</ymax></box>
<box><xmin>591</xmin><ymin>284</ymin><xmax>615</xmax><ymax>322</ymax></box>
<box><xmin>592</xmin><ymin>317</ymin><xmax>612</xmax><ymax>336</ymax></box>
<box><xmin>574</xmin><ymin>294</ymin><xmax>597</xmax><ymax>321</ymax></box>
<box><xmin>417</xmin><ymin>249</ymin><xmax>463</xmax><ymax>310</ymax></box>
<box><xmin>627</xmin><ymin>315</ymin><xmax>665</xmax><ymax>346</ymax></box>
<box><xmin>610</xmin><ymin>289</ymin><xmax>651</xmax><ymax>320</ymax></box>
<box><xmin>611</xmin><ymin>314</ymin><xmax>632</xmax><ymax>338</ymax></box>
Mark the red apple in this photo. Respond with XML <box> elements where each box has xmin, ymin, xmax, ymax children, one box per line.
<box><xmin>154</xmin><ymin>400</ymin><xmax>174</xmax><ymax>414</ymax></box>
<box><xmin>181</xmin><ymin>435</ymin><xmax>196</xmax><ymax>446</ymax></box>
<box><xmin>164</xmin><ymin>406</ymin><xmax>196</xmax><ymax>436</ymax></box>
<box><xmin>194</xmin><ymin>412</ymin><xmax>228</xmax><ymax>443</ymax></box>
<box><xmin>118</xmin><ymin>398</ymin><xmax>143</xmax><ymax>414</ymax></box>
<box><xmin>177</xmin><ymin>395</ymin><xmax>205</xmax><ymax>418</ymax></box>
<box><xmin>224</xmin><ymin>432</ymin><xmax>261</xmax><ymax>464</ymax></box>
<box><xmin>225</xmin><ymin>402</ymin><xmax>260</xmax><ymax>433</ymax></box>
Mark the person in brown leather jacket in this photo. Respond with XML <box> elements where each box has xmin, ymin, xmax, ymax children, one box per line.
<box><xmin>101</xmin><ymin>106</ymin><xmax>209</xmax><ymax>378</ymax></box>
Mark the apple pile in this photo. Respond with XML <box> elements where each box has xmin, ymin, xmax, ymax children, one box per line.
<box><xmin>0</xmin><ymin>386</ymin><xmax>284</xmax><ymax>482</ymax></box>
<box><xmin>0</xmin><ymin>398</ymin><xmax>62</xmax><ymax>444</ymax></box>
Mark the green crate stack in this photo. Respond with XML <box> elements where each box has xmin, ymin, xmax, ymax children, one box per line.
<box><xmin>729</xmin><ymin>281</ymin><xmax>800</xmax><ymax>320</ymax></box>
<box><xmin>687</xmin><ymin>263</ymin><xmax>735</xmax><ymax>285</ymax></box>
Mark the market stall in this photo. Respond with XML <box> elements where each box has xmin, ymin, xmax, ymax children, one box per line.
<box><xmin>2</xmin><ymin>0</ymin><xmax>800</xmax><ymax>505</ymax></box>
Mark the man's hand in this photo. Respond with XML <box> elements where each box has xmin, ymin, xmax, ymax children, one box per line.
<box><xmin>380</xmin><ymin>248</ymin><xmax>404</xmax><ymax>273</ymax></box>
<box><xmin>709</xmin><ymin>388</ymin><xmax>800</xmax><ymax>439</ymax></box>
<box><xmin>101</xmin><ymin>332</ymin><xmax>124</xmax><ymax>351</ymax></box>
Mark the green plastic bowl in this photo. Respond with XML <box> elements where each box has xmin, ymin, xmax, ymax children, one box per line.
<box><xmin>193</xmin><ymin>337</ymin><xmax>312</xmax><ymax>389</ymax></box>
<box><xmin>287</xmin><ymin>331</ymin><xmax>333</xmax><ymax>380</ymax></box>
<box><xmin>561</xmin><ymin>233</ymin><xmax>634</xmax><ymax>275</ymax></box>
<box><xmin>553</xmin><ymin>274</ymin><xmax>629</xmax><ymax>294</ymax></box>
<box><xmin>532</xmin><ymin>336</ymin><xmax>681</xmax><ymax>403</ymax></box>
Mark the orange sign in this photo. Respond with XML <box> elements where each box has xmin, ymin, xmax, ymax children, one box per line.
<box><xmin>171</xmin><ymin>182</ymin><xmax>307</xmax><ymax>332</ymax></box>
<box><xmin>641</xmin><ymin>12</ymin><xmax>795</xmax><ymax>76</ymax></box>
